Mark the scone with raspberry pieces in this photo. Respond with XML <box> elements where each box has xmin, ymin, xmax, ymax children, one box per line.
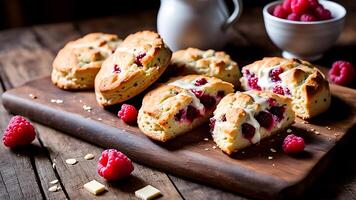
<box><xmin>240</xmin><ymin>57</ymin><xmax>331</xmax><ymax>119</ymax></box>
<box><xmin>95</xmin><ymin>31</ymin><xmax>172</xmax><ymax>106</ymax></box>
<box><xmin>52</xmin><ymin>33</ymin><xmax>122</xmax><ymax>90</ymax></box>
<box><xmin>138</xmin><ymin>75</ymin><xmax>234</xmax><ymax>142</ymax></box>
<box><xmin>168</xmin><ymin>48</ymin><xmax>241</xmax><ymax>87</ymax></box>
<box><xmin>210</xmin><ymin>90</ymin><xmax>295</xmax><ymax>155</ymax></box>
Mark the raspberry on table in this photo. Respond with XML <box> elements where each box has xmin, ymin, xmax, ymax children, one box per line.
<box><xmin>282</xmin><ymin>134</ymin><xmax>305</xmax><ymax>153</ymax></box>
<box><xmin>118</xmin><ymin>104</ymin><xmax>138</xmax><ymax>123</ymax></box>
<box><xmin>2</xmin><ymin>115</ymin><xmax>36</xmax><ymax>148</ymax></box>
<box><xmin>328</xmin><ymin>61</ymin><xmax>355</xmax><ymax>86</ymax></box>
<box><xmin>273</xmin><ymin>5</ymin><xmax>289</xmax><ymax>19</ymax></box>
<box><xmin>300</xmin><ymin>13</ymin><xmax>317</xmax><ymax>22</ymax></box>
<box><xmin>308</xmin><ymin>0</ymin><xmax>320</xmax><ymax>8</ymax></box>
<box><xmin>97</xmin><ymin>149</ymin><xmax>134</xmax><ymax>181</ymax></box>
<box><xmin>291</xmin><ymin>0</ymin><xmax>311</xmax><ymax>15</ymax></box>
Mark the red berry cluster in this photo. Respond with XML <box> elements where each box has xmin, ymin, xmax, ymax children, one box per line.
<box><xmin>273</xmin><ymin>0</ymin><xmax>332</xmax><ymax>22</ymax></box>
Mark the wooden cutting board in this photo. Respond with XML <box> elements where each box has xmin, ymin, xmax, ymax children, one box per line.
<box><xmin>2</xmin><ymin>77</ymin><xmax>356</xmax><ymax>199</ymax></box>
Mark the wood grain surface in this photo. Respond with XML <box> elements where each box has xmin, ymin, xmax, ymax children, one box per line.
<box><xmin>2</xmin><ymin>76</ymin><xmax>356</xmax><ymax>199</ymax></box>
<box><xmin>0</xmin><ymin>3</ymin><xmax>356</xmax><ymax>199</ymax></box>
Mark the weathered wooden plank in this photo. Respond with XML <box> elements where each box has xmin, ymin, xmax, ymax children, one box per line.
<box><xmin>0</xmin><ymin>86</ymin><xmax>44</xmax><ymax>200</ymax></box>
<box><xmin>0</xmin><ymin>24</ymin><xmax>182</xmax><ymax>199</ymax></box>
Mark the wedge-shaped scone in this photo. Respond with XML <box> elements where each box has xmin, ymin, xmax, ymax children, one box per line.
<box><xmin>95</xmin><ymin>31</ymin><xmax>172</xmax><ymax>106</ymax></box>
<box><xmin>52</xmin><ymin>33</ymin><xmax>122</xmax><ymax>89</ymax></box>
<box><xmin>240</xmin><ymin>57</ymin><xmax>331</xmax><ymax>119</ymax></box>
<box><xmin>169</xmin><ymin>48</ymin><xmax>241</xmax><ymax>86</ymax></box>
<box><xmin>210</xmin><ymin>90</ymin><xmax>295</xmax><ymax>155</ymax></box>
<box><xmin>138</xmin><ymin>75</ymin><xmax>234</xmax><ymax>142</ymax></box>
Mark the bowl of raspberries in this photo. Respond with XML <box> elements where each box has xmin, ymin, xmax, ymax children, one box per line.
<box><xmin>263</xmin><ymin>0</ymin><xmax>346</xmax><ymax>61</ymax></box>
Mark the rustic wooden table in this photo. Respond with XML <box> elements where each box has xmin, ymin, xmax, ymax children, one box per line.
<box><xmin>0</xmin><ymin>4</ymin><xmax>355</xmax><ymax>200</ymax></box>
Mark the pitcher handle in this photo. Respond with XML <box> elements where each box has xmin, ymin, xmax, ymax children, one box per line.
<box><xmin>222</xmin><ymin>0</ymin><xmax>243</xmax><ymax>30</ymax></box>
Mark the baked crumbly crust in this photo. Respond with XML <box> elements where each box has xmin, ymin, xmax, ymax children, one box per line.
<box><xmin>211</xmin><ymin>90</ymin><xmax>295</xmax><ymax>155</ymax></box>
<box><xmin>138</xmin><ymin>75</ymin><xmax>234</xmax><ymax>142</ymax></box>
<box><xmin>95</xmin><ymin>31</ymin><xmax>172</xmax><ymax>106</ymax></box>
<box><xmin>52</xmin><ymin>33</ymin><xmax>122</xmax><ymax>90</ymax></box>
<box><xmin>169</xmin><ymin>48</ymin><xmax>241</xmax><ymax>87</ymax></box>
<box><xmin>240</xmin><ymin>57</ymin><xmax>331</xmax><ymax>119</ymax></box>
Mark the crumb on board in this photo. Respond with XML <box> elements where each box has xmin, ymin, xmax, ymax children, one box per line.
<box><xmin>29</xmin><ymin>93</ymin><xmax>37</xmax><ymax>99</ymax></box>
<box><xmin>51</xmin><ymin>99</ymin><xmax>63</xmax><ymax>104</ymax></box>
<box><xmin>83</xmin><ymin>105</ymin><xmax>92</xmax><ymax>112</ymax></box>
<box><xmin>203</xmin><ymin>138</ymin><xmax>209</xmax><ymax>141</ymax></box>
<box><xmin>270</xmin><ymin>148</ymin><xmax>277</xmax><ymax>153</ymax></box>
<box><xmin>204</xmin><ymin>148</ymin><xmax>209</xmax><ymax>151</ymax></box>
<box><xmin>268</xmin><ymin>156</ymin><xmax>273</xmax><ymax>160</ymax></box>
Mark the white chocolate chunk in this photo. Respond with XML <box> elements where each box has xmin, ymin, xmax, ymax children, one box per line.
<box><xmin>84</xmin><ymin>154</ymin><xmax>95</xmax><ymax>160</ymax></box>
<box><xmin>135</xmin><ymin>185</ymin><xmax>161</xmax><ymax>200</ymax></box>
<box><xmin>65</xmin><ymin>158</ymin><xmax>77</xmax><ymax>165</ymax></box>
<box><xmin>84</xmin><ymin>180</ymin><xmax>106</xmax><ymax>195</ymax></box>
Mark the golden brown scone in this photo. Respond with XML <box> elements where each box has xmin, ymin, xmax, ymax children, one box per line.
<box><xmin>240</xmin><ymin>57</ymin><xmax>331</xmax><ymax>119</ymax></box>
<box><xmin>211</xmin><ymin>90</ymin><xmax>295</xmax><ymax>155</ymax></box>
<box><xmin>95</xmin><ymin>31</ymin><xmax>172</xmax><ymax>106</ymax></box>
<box><xmin>138</xmin><ymin>75</ymin><xmax>234</xmax><ymax>142</ymax></box>
<box><xmin>168</xmin><ymin>48</ymin><xmax>241</xmax><ymax>87</ymax></box>
<box><xmin>52</xmin><ymin>33</ymin><xmax>122</xmax><ymax>90</ymax></box>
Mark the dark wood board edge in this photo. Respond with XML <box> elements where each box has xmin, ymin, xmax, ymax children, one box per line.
<box><xmin>2</xmin><ymin>87</ymin><xmax>293</xmax><ymax>199</ymax></box>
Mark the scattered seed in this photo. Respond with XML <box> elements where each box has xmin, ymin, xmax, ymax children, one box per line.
<box><xmin>48</xmin><ymin>185</ymin><xmax>60</xmax><ymax>192</ymax></box>
<box><xmin>50</xmin><ymin>180</ymin><xmax>58</xmax><ymax>184</ymax></box>
<box><xmin>204</xmin><ymin>148</ymin><xmax>209</xmax><ymax>151</ymax></box>
<box><xmin>310</xmin><ymin>128</ymin><xmax>315</xmax><ymax>132</ymax></box>
<box><xmin>51</xmin><ymin>99</ymin><xmax>63</xmax><ymax>104</ymax></box>
<box><xmin>270</xmin><ymin>148</ymin><xmax>277</xmax><ymax>153</ymax></box>
<box><xmin>83</xmin><ymin>105</ymin><xmax>92</xmax><ymax>112</ymax></box>
<box><xmin>326</xmin><ymin>126</ymin><xmax>331</xmax><ymax>130</ymax></box>
<box><xmin>287</xmin><ymin>129</ymin><xmax>292</xmax><ymax>133</ymax></box>
<box><xmin>203</xmin><ymin>138</ymin><xmax>209</xmax><ymax>141</ymax></box>
<box><xmin>52</xmin><ymin>163</ymin><xmax>56</xmax><ymax>169</ymax></box>
<box><xmin>84</xmin><ymin>154</ymin><xmax>95</xmax><ymax>160</ymax></box>
<box><xmin>315</xmin><ymin>131</ymin><xmax>320</xmax><ymax>135</ymax></box>
<box><xmin>212</xmin><ymin>146</ymin><xmax>217</xmax><ymax>149</ymax></box>
<box><xmin>268</xmin><ymin>156</ymin><xmax>273</xmax><ymax>160</ymax></box>
<box><xmin>65</xmin><ymin>158</ymin><xmax>77</xmax><ymax>165</ymax></box>
<box><xmin>29</xmin><ymin>94</ymin><xmax>37</xmax><ymax>99</ymax></box>
<box><xmin>334</xmin><ymin>133</ymin><xmax>340</xmax><ymax>137</ymax></box>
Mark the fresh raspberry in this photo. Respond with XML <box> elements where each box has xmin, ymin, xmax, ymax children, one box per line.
<box><xmin>315</xmin><ymin>6</ymin><xmax>332</xmax><ymax>20</ymax></box>
<box><xmin>199</xmin><ymin>94</ymin><xmax>216</xmax><ymax>110</ymax></box>
<box><xmin>191</xmin><ymin>89</ymin><xmax>203</xmax><ymax>98</ymax></box>
<box><xmin>247</xmin><ymin>76</ymin><xmax>262</xmax><ymax>91</ymax></box>
<box><xmin>97</xmin><ymin>149</ymin><xmax>134</xmax><ymax>181</ymax></box>
<box><xmin>273</xmin><ymin>85</ymin><xmax>285</xmax><ymax>95</ymax></box>
<box><xmin>269</xmin><ymin>67</ymin><xmax>284</xmax><ymax>82</ymax></box>
<box><xmin>268</xmin><ymin>106</ymin><xmax>285</xmax><ymax>122</ymax></box>
<box><xmin>291</xmin><ymin>0</ymin><xmax>311</xmax><ymax>15</ymax></box>
<box><xmin>283</xmin><ymin>0</ymin><xmax>293</xmax><ymax>13</ymax></box>
<box><xmin>2</xmin><ymin>115</ymin><xmax>36</xmax><ymax>148</ymax></box>
<box><xmin>118</xmin><ymin>104</ymin><xmax>138</xmax><ymax>123</ymax></box>
<box><xmin>308</xmin><ymin>0</ymin><xmax>320</xmax><ymax>8</ymax></box>
<box><xmin>185</xmin><ymin>105</ymin><xmax>200</xmax><ymax>121</ymax></box>
<box><xmin>282</xmin><ymin>134</ymin><xmax>305</xmax><ymax>153</ymax></box>
<box><xmin>217</xmin><ymin>90</ymin><xmax>225</xmax><ymax>98</ymax></box>
<box><xmin>287</xmin><ymin>13</ymin><xmax>300</xmax><ymax>21</ymax></box>
<box><xmin>300</xmin><ymin>13</ymin><xmax>317</xmax><ymax>22</ymax></box>
<box><xmin>113</xmin><ymin>64</ymin><xmax>121</xmax><ymax>73</ymax></box>
<box><xmin>273</xmin><ymin>5</ymin><xmax>289</xmax><ymax>19</ymax></box>
<box><xmin>194</xmin><ymin>78</ymin><xmax>208</xmax><ymax>86</ymax></box>
<box><xmin>328</xmin><ymin>61</ymin><xmax>355</xmax><ymax>85</ymax></box>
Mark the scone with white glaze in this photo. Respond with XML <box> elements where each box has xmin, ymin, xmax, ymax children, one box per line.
<box><xmin>169</xmin><ymin>48</ymin><xmax>241</xmax><ymax>86</ymax></box>
<box><xmin>52</xmin><ymin>33</ymin><xmax>122</xmax><ymax>90</ymax></box>
<box><xmin>138</xmin><ymin>75</ymin><xmax>234</xmax><ymax>142</ymax></box>
<box><xmin>210</xmin><ymin>90</ymin><xmax>295</xmax><ymax>155</ymax></box>
<box><xmin>95</xmin><ymin>31</ymin><xmax>172</xmax><ymax>106</ymax></box>
<box><xmin>240</xmin><ymin>57</ymin><xmax>331</xmax><ymax>119</ymax></box>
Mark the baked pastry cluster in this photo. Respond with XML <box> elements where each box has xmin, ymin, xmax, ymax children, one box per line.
<box><xmin>138</xmin><ymin>75</ymin><xmax>234</xmax><ymax>142</ymax></box>
<box><xmin>210</xmin><ymin>90</ymin><xmax>295</xmax><ymax>154</ymax></box>
<box><xmin>169</xmin><ymin>48</ymin><xmax>241</xmax><ymax>86</ymax></box>
<box><xmin>95</xmin><ymin>31</ymin><xmax>172</xmax><ymax>106</ymax></box>
<box><xmin>52</xmin><ymin>33</ymin><xmax>122</xmax><ymax>89</ymax></box>
<box><xmin>240</xmin><ymin>57</ymin><xmax>331</xmax><ymax>119</ymax></box>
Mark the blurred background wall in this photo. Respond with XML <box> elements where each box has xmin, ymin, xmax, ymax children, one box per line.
<box><xmin>0</xmin><ymin>0</ymin><xmax>277</xmax><ymax>30</ymax></box>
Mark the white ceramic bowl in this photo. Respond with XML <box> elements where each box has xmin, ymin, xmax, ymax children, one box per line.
<box><xmin>263</xmin><ymin>0</ymin><xmax>346</xmax><ymax>61</ymax></box>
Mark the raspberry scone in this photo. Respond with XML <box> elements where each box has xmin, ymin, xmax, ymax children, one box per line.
<box><xmin>210</xmin><ymin>91</ymin><xmax>295</xmax><ymax>155</ymax></box>
<box><xmin>169</xmin><ymin>48</ymin><xmax>241</xmax><ymax>86</ymax></box>
<box><xmin>138</xmin><ymin>75</ymin><xmax>234</xmax><ymax>142</ymax></box>
<box><xmin>52</xmin><ymin>33</ymin><xmax>122</xmax><ymax>90</ymax></box>
<box><xmin>95</xmin><ymin>31</ymin><xmax>172</xmax><ymax>106</ymax></box>
<box><xmin>240</xmin><ymin>57</ymin><xmax>331</xmax><ymax>119</ymax></box>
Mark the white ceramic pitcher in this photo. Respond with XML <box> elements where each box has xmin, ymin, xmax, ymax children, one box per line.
<box><xmin>157</xmin><ymin>0</ymin><xmax>243</xmax><ymax>51</ymax></box>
